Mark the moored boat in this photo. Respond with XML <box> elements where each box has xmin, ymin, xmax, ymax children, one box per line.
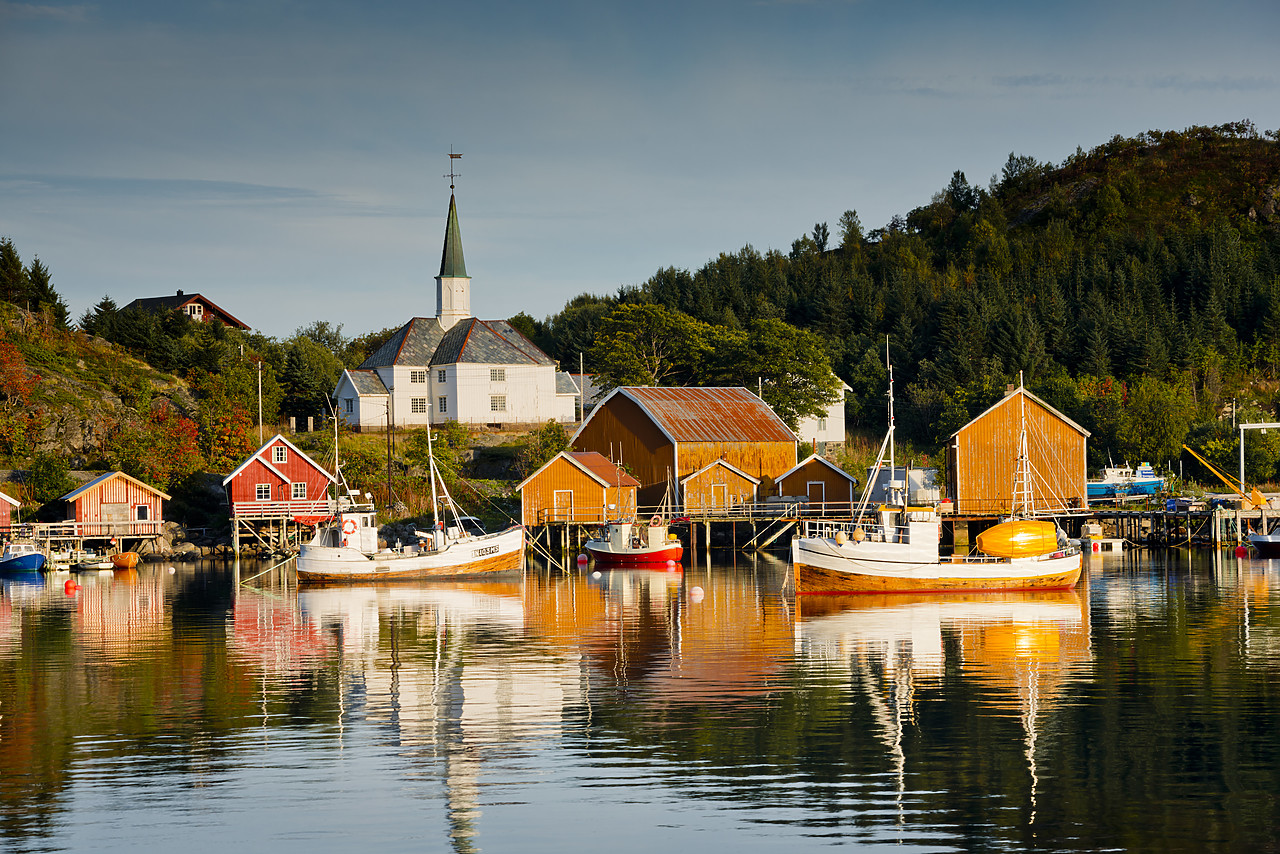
<box><xmin>584</xmin><ymin>517</ymin><xmax>683</xmax><ymax>568</ymax></box>
<box><xmin>296</xmin><ymin>419</ymin><xmax>524</xmax><ymax>584</ymax></box>
<box><xmin>1087</xmin><ymin>463</ymin><xmax>1164</xmax><ymax>500</ymax></box>
<box><xmin>791</xmin><ymin>364</ymin><xmax>1080</xmax><ymax>595</ymax></box>
<box><xmin>110</xmin><ymin>551</ymin><xmax>140</xmax><ymax>569</ymax></box>
<box><xmin>0</xmin><ymin>541</ymin><xmax>46</xmax><ymax>573</ymax></box>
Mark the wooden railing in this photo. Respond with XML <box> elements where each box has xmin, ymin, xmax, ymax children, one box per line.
<box><xmin>533</xmin><ymin>500</ymin><xmax>865</xmax><ymax>525</ymax></box>
<box><xmin>229</xmin><ymin>499</ymin><xmax>334</xmax><ymax>518</ymax></box>
<box><xmin>29</xmin><ymin>521</ymin><xmax>165</xmax><ymax>539</ymax></box>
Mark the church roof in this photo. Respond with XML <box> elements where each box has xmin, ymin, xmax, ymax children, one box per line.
<box><xmin>555</xmin><ymin>372</ymin><xmax>580</xmax><ymax>395</ymax></box>
<box><xmin>345</xmin><ymin>369</ymin><xmax>389</xmax><ymax>395</ymax></box>
<box><xmin>430</xmin><ymin>318</ymin><xmax>556</xmax><ymax>367</ymax></box>
<box><xmin>439</xmin><ymin>193</ymin><xmax>468</xmax><ymax>279</ymax></box>
<box><xmin>358</xmin><ymin>317</ymin><xmax>446</xmax><ymax>368</ymax></box>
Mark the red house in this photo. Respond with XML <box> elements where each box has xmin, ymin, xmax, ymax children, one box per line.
<box><xmin>0</xmin><ymin>490</ymin><xmax>18</xmax><ymax>531</ymax></box>
<box><xmin>124</xmin><ymin>290</ymin><xmax>251</xmax><ymax>330</ymax></box>
<box><xmin>59</xmin><ymin>472</ymin><xmax>169</xmax><ymax>537</ymax></box>
<box><xmin>222</xmin><ymin>434</ymin><xmax>336</xmax><ymax>521</ymax></box>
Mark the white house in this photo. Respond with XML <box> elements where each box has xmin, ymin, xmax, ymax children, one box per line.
<box><xmin>794</xmin><ymin>380</ymin><xmax>850</xmax><ymax>449</ymax></box>
<box><xmin>334</xmin><ymin>189</ymin><xmax>579</xmax><ymax>429</ymax></box>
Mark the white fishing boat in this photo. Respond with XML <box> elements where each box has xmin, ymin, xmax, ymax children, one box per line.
<box><xmin>296</xmin><ymin>420</ymin><xmax>523</xmax><ymax>584</ymax></box>
<box><xmin>791</xmin><ymin>363</ymin><xmax>1081</xmax><ymax>595</ymax></box>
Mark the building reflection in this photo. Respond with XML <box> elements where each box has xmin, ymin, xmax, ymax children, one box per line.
<box><xmin>795</xmin><ymin>585</ymin><xmax>1092</xmax><ymax>818</ymax></box>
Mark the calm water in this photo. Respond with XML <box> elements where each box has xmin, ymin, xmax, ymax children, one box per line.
<box><xmin>1</xmin><ymin>550</ymin><xmax>1278</xmax><ymax>853</ymax></box>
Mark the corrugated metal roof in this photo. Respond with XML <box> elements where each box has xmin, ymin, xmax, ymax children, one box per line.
<box><xmin>569</xmin><ymin>452</ymin><xmax>641</xmax><ymax>487</ymax></box>
<box><xmin>619</xmin><ymin>387</ymin><xmax>797</xmax><ymax>443</ymax></box>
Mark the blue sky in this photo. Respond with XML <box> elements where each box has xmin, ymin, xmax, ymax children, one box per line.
<box><xmin>2</xmin><ymin>0</ymin><xmax>1277</xmax><ymax>338</ymax></box>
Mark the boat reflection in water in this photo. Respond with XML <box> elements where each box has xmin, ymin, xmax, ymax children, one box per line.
<box><xmin>795</xmin><ymin>586</ymin><xmax>1091</xmax><ymax>819</ymax></box>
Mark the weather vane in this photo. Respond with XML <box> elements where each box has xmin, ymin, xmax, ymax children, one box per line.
<box><xmin>445</xmin><ymin>146</ymin><xmax>462</xmax><ymax>190</ymax></box>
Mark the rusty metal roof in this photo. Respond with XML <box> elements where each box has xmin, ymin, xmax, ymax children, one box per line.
<box><xmin>612</xmin><ymin>387</ymin><xmax>797</xmax><ymax>444</ymax></box>
<box><xmin>569</xmin><ymin>452</ymin><xmax>641</xmax><ymax>487</ymax></box>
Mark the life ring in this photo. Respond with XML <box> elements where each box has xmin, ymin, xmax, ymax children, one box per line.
<box><xmin>341</xmin><ymin>519</ymin><xmax>358</xmax><ymax>535</ymax></box>
<box><xmin>650</xmin><ymin>514</ymin><xmax>661</xmax><ymax>526</ymax></box>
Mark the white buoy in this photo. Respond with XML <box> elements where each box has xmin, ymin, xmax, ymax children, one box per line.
<box><xmin>690</xmin><ymin>586</ymin><xmax>704</xmax><ymax>603</ymax></box>
<box><xmin>592</xmin><ymin>570</ymin><xmax>602</xmax><ymax>579</ymax></box>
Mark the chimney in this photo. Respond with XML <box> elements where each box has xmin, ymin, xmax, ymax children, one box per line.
<box><xmin>177</xmin><ymin>289</ymin><xmax>184</xmax><ymax>297</ymax></box>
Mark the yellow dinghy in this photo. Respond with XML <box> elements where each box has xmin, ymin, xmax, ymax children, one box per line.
<box><xmin>976</xmin><ymin>519</ymin><xmax>1060</xmax><ymax>559</ymax></box>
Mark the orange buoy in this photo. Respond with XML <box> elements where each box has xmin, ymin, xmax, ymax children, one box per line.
<box><xmin>64</xmin><ymin>579</ymin><xmax>79</xmax><ymax>595</ymax></box>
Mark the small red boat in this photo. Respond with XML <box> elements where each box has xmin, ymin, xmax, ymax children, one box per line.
<box><xmin>584</xmin><ymin>518</ymin><xmax>683</xmax><ymax>568</ymax></box>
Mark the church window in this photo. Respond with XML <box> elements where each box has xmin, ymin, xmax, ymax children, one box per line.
<box><xmin>490</xmin><ymin>395</ymin><xmax>506</xmax><ymax>413</ymax></box>
<box><xmin>410</xmin><ymin>370</ymin><xmax>426</xmax><ymax>383</ymax></box>
<box><xmin>411</xmin><ymin>398</ymin><xmax>428</xmax><ymax>414</ymax></box>
<box><xmin>437</xmin><ymin>369</ymin><xmax>446</xmax><ymax>383</ymax></box>
<box><xmin>438</xmin><ymin>396</ymin><xmax>448</xmax><ymax>414</ymax></box>
<box><xmin>344</xmin><ymin>398</ymin><xmax>353</xmax><ymax>414</ymax></box>
<box><xmin>490</xmin><ymin>368</ymin><xmax>505</xmax><ymax>382</ymax></box>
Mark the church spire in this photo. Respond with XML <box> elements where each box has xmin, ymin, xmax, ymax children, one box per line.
<box><xmin>436</xmin><ymin>149</ymin><xmax>471</xmax><ymax>330</ymax></box>
<box><xmin>438</xmin><ymin>192</ymin><xmax>467</xmax><ymax>278</ymax></box>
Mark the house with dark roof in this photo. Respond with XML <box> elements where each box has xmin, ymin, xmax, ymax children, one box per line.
<box><xmin>333</xmin><ymin>189</ymin><xmax>578</xmax><ymax>429</ymax></box>
<box><xmin>123</xmin><ymin>290</ymin><xmax>251</xmax><ymax>329</ymax></box>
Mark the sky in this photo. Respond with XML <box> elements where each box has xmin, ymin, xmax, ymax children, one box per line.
<box><xmin>2</xmin><ymin>0</ymin><xmax>1278</xmax><ymax>339</ymax></box>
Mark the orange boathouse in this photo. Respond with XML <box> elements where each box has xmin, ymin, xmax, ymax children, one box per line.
<box><xmin>571</xmin><ymin>386</ymin><xmax>798</xmax><ymax>507</ymax></box>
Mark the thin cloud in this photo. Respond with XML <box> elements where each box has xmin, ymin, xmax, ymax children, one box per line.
<box><xmin>0</xmin><ymin>2</ymin><xmax>92</xmax><ymax>23</ymax></box>
<box><xmin>0</xmin><ymin>174</ymin><xmax>418</xmax><ymax>217</ymax></box>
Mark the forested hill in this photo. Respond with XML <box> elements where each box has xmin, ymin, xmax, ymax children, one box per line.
<box><xmin>519</xmin><ymin>121</ymin><xmax>1280</xmax><ymax>480</ymax></box>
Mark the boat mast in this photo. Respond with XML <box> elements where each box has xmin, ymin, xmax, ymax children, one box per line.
<box><xmin>1012</xmin><ymin>371</ymin><xmax>1036</xmax><ymax>516</ymax></box>
<box><xmin>427</xmin><ymin>404</ymin><xmax>441</xmax><ymax>531</ymax></box>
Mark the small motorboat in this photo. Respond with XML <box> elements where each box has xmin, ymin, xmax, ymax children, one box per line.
<box><xmin>110</xmin><ymin>551</ymin><xmax>140</xmax><ymax>569</ymax></box>
<box><xmin>0</xmin><ymin>542</ymin><xmax>47</xmax><ymax>573</ymax></box>
<box><xmin>73</xmin><ymin>555</ymin><xmax>115</xmax><ymax>571</ymax></box>
<box><xmin>584</xmin><ymin>516</ymin><xmax>684</xmax><ymax>568</ymax></box>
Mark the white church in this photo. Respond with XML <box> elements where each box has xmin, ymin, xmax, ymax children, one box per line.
<box><xmin>334</xmin><ymin>190</ymin><xmax>580</xmax><ymax>430</ymax></box>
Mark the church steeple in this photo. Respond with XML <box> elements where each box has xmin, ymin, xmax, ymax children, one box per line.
<box><xmin>439</xmin><ymin>193</ymin><xmax>467</xmax><ymax>278</ymax></box>
<box><xmin>435</xmin><ymin>153</ymin><xmax>471</xmax><ymax>330</ymax></box>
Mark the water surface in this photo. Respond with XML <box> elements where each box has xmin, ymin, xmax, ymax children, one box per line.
<box><xmin>1</xmin><ymin>550</ymin><xmax>1277</xmax><ymax>852</ymax></box>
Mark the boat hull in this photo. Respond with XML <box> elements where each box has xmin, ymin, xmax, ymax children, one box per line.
<box><xmin>1249</xmin><ymin>533</ymin><xmax>1280</xmax><ymax>558</ymax></box>
<box><xmin>110</xmin><ymin>552</ymin><xmax>139</xmax><ymax>569</ymax></box>
<box><xmin>584</xmin><ymin>541</ymin><xmax>683</xmax><ymax>567</ymax></box>
<box><xmin>0</xmin><ymin>553</ymin><xmax>47</xmax><ymax>572</ymax></box>
<box><xmin>296</xmin><ymin>526</ymin><xmax>524</xmax><ymax>584</ymax></box>
<box><xmin>792</xmin><ymin>537</ymin><xmax>1082</xmax><ymax>595</ymax></box>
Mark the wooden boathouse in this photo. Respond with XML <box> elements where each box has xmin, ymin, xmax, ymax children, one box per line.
<box><xmin>775</xmin><ymin>454</ymin><xmax>858</xmax><ymax>510</ymax></box>
<box><xmin>223</xmin><ymin>434</ymin><xmax>336</xmax><ymax>554</ymax></box>
<box><xmin>38</xmin><ymin>471</ymin><xmax>169</xmax><ymax>553</ymax></box>
<box><xmin>947</xmin><ymin>385</ymin><xmax>1089</xmax><ymax>515</ymax></box>
<box><xmin>517</xmin><ymin>451</ymin><xmax>640</xmax><ymax>528</ymax></box>
<box><xmin>571</xmin><ymin>386</ymin><xmax>798</xmax><ymax>506</ymax></box>
<box><xmin>681</xmin><ymin>459</ymin><xmax>760</xmax><ymax>511</ymax></box>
